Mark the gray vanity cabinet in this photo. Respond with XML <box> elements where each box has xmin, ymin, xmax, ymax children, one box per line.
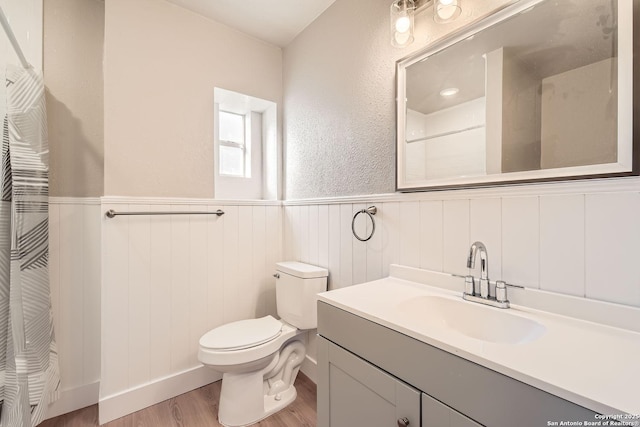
<box><xmin>318</xmin><ymin>335</ymin><xmax>481</xmax><ymax>427</ymax></box>
<box><xmin>318</xmin><ymin>301</ymin><xmax>599</xmax><ymax>427</ymax></box>
<box><xmin>422</xmin><ymin>393</ymin><xmax>481</xmax><ymax>427</ymax></box>
<box><xmin>317</xmin><ymin>337</ymin><xmax>420</xmax><ymax>427</ymax></box>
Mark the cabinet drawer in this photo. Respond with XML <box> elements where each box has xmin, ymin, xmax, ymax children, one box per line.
<box><xmin>318</xmin><ymin>337</ymin><xmax>420</xmax><ymax>427</ymax></box>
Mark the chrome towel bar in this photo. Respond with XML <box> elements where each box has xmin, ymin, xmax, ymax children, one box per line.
<box><xmin>105</xmin><ymin>209</ymin><xmax>224</xmax><ymax>218</ymax></box>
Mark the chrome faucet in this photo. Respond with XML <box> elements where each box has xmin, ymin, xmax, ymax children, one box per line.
<box><xmin>467</xmin><ymin>241</ymin><xmax>489</xmax><ymax>298</ymax></box>
<box><xmin>463</xmin><ymin>241</ymin><xmax>510</xmax><ymax>309</ymax></box>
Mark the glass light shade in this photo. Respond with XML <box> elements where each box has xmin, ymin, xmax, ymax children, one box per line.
<box><xmin>434</xmin><ymin>0</ymin><xmax>462</xmax><ymax>23</ymax></box>
<box><xmin>390</xmin><ymin>0</ymin><xmax>415</xmax><ymax>48</ymax></box>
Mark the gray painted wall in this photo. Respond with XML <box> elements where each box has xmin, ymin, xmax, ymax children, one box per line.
<box><xmin>283</xmin><ymin>0</ymin><xmax>514</xmax><ymax>200</ymax></box>
<box><xmin>45</xmin><ymin>0</ymin><xmax>105</xmax><ymax>197</ymax></box>
<box><xmin>103</xmin><ymin>0</ymin><xmax>282</xmax><ymax>198</ymax></box>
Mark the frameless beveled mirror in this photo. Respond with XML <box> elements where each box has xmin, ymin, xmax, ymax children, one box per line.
<box><xmin>396</xmin><ymin>0</ymin><xmax>639</xmax><ymax>191</ymax></box>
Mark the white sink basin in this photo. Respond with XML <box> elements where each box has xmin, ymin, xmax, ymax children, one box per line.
<box><xmin>396</xmin><ymin>295</ymin><xmax>546</xmax><ymax>344</ymax></box>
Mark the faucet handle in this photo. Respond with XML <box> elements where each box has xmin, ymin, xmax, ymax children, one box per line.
<box><xmin>496</xmin><ymin>280</ymin><xmax>508</xmax><ymax>303</ymax></box>
<box><xmin>464</xmin><ymin>275</ymin><xmax>475</xmax><ymax>295</ymax></box>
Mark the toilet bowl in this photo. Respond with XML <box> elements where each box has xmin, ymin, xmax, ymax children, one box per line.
<box><xmin>198</xmin><ymin>261</ymin><xmax>328</xmax><ymax>427</ymax></box>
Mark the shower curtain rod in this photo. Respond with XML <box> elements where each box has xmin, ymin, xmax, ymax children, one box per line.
<box><xmin>0</xmin><ymin>5</ymin><xmax>30</xmax><ymax>69</ymax></box>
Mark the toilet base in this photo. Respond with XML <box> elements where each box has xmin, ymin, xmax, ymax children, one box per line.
<box><xmin>217</xmin><ymin>340</ymin><xmax>305</xmax><ymax>427</ymax></box>
<box><xmin>259</xmin><ymin>385</ymin><xmax>298</xmax><ymax>425</ymax></box>
<box><xmin>218</xmin><ymin>375</ymin><xmax>298</xmax><ymax>427</ymax></box>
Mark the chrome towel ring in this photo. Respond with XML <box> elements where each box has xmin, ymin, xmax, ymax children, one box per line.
<box><xmin>352</xmin><ymin>206</ymin><xmax>377</xmax><ymax>242</ymax></box>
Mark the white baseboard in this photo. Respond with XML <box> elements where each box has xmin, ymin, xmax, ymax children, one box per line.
<box><xmin>300</xmin><ymin>354</ymin><xmax>317</xmax><ymax>384</ymax></box>
<box><xmin>45</xmin><ymin>381</ymin><xmax>100</xmax><ymax>420</ymax></box>
<box><xmin>98</xmin><ymin>365</ymin><xmax>221</xmax><ymax>425</ymax></box>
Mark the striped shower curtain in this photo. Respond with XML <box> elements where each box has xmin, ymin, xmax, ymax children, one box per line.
<box><xmin>0</xmin><ymin>65</ymin><xmax>60</xmax><ymax>426</ymax></box>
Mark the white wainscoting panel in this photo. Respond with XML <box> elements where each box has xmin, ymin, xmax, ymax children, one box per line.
<box><xmin>399</xmin><ymin>201</ymin><xmax>420</xmax><ymax>269</ymax></box>
<box><xmin>47</xmin><ymin>198</ymin><xmax>101</xmax><ymax>419</ymax></box>
<box><xmin>308</xmin><ymin>205</ymin><xmax>319</xmax><ymax>266</ymax></box>
<box><xmin>365</xmin><ymin>203</ymin><xmax>383</xmax><ymax>283</ymax></box>
<box><xmin>585</xmin><ymin>192</ymin><xmax>640</xmax><ymax>306</ymax></box>
<box><xmin>283</xmin><ymin>188</ymin><xmax>640</xmax><ymax>314</ymax></box>
<box><xmin>339</xmin><ymin>204</ymin><xmax>353</xmax><ymax>288</ymax></box>
<box><xmin>443</xmin><ymin>199</ymin><xmax>470</xmax><ymax>276</ymax></box>
<box><xmin>419</xmin><ymin>201</ymin><xmax>443</xmax><ymax>272</ymax></box>
<box><xmin>318</xmin><ymin>205</ymin><xmax>329</xmax><ymax>272</ymax></box>
<box><xmin>502</xmin><ymin>196</ymin><xmax>539</xmax><ymax>288</ymax></box>
<box><xmin>540</xmin><ymin>194</ymin><xmax>585</xmax><ymax>297</ymax></box>
<box><xmin>327</xmin><ymin>204</ymin><xmax>341</xmax><ymax>290</ymax></box>
<box><xmin>99</xmin><ymin>200</ymin><xmax>282</xmax><ymax>424</ymax></box>
<box><xmin>352</xmin><ymin>203</ymin><xmax>367</xmax><ymax>285</ymax></box>
<box><xmin>149</xmin><ymin>205</ymin><xmax>172</xmax><ymax>381</ymax></box>
<box><xmin>380</xmin><ymin>202</ymin><xmax>400</xmax><ymax>279</ymax></box>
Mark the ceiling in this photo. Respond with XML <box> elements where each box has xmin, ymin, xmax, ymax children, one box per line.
<box><xmin>163</xmin><ymin>0</ymin><xmax>337</xmax><ymax>47</ymax></box>
<box><xmin>407</xmin><ymin>0</ymin><xmax>617</xmax><ymax>114</ymax></box>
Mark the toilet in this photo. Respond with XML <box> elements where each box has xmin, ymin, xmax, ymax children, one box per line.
<box><xmin>198</xmin><ymin>261</ymin><xmax>328</xmax><ymax>427</ymax></box>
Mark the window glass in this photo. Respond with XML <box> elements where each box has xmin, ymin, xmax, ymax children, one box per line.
<box><xmin>214</xmin><ymin>87</ymin><xmax>277</xmax><ymax>200</ymax></box>
<box><xmin>219</xmin><ymin>110</ymin><xmax>245</xmax><ymax>177</ymax></box>
<box><xmin>219</xmin><ymin>111</ymin><xmax>244</xmax><ymax>144</ymax></box>
<box><xmin>219</xmin><ymin>145</ymin><xmax>244</xmax><ymax>176</ymax></box>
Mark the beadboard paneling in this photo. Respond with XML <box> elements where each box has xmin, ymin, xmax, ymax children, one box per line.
<box><xmin>100</xmin><ymin>201</ymin><xmax>283</xmax><ymax>420</ymax></box>
<box><xmin>419</xmin><ymin>201</ymin><xmax>443</xmax><ymax>272</ymax></box>
<box><xmin>540</xmin><ymin>195</ymin><xmax>585</xmax><ymax>297</ymax></box>
<box><xmin>380</xmin><ymin>202</ymin><xmax>400</xmax><ymax>279</ymax></box>
<box><xmin>149</xmin><ymin>205</ymin><xmax>172</xmax><ymax>380</ymax></box>
<box><xmin>283</xmin><ymin>191</ymin><xmax>640</xmax><ymax>310</ymax></box>
<box><xmin>585</xmin><ymin>193</ymin><xmax>640</xmax><ymax>306</ymax></box>
<box><xmin>47</xmin><ymin>199</ymin><xmax>101</xmax><ymax>419</ymax></box>
<box><xmin>502</xmin><ymin>196</ymin><xmax>539</xmax><ymax>289</ymax></box>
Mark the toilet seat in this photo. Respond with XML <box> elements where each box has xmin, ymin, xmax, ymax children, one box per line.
<box><xmin>200</xmin><ymin>315</ymin><xmax>282</xmax><ymax>351</ymax></box>
<box><xmin>198</xmin><ymin>320</ymin><xmax>301</xmax><ymax>368</ymax></box>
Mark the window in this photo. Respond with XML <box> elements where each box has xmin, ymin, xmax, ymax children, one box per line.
<box><xmin>214</xmin><ymin>87</ymin><xmax>278</xmax><ymax>200</ymax></box>
<box><xmin>218</xmin><ymin>111</ymin><xmax>249</xmax><ymax>177</ymax></box>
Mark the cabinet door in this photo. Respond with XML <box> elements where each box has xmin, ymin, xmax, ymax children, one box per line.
<box><xmin>423</xmin><ymin>393</ymin><xmax>482</xmax><ymax>427</ymax></box>
<box><xmin>318</xmin><ymin>337</ymin><xmax>420</xmax><ymax>427</ymax></box>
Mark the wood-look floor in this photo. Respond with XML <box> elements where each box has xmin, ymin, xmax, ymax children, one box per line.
<box><xmin>40</xmin><ymin>373</ymin><xmax>317</xmax><ymax>427</ymax></box>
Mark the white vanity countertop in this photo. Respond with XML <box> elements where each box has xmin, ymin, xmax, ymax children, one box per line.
<box><xmin>318</xmin><ymin>275</ymin><xmax>640</xmax><ymax>416</ymax></box>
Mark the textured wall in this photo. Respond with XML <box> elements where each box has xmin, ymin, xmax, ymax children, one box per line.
<box><xmin>103</xmin><ymin>0</ymin><xmax>282</xmax><ymax>197</ymax></box>
<box><xmin>283</xmin><ymin>0</ymin><xmax>514</xmax><ymax>199</ymax></box>
<box><xmin>45</xmin><ymin>0</ymin><xmax>105</xmax><ymax>197</ymax></box>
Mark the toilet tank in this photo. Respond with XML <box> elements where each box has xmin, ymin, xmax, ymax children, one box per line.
<box><xmin>275</xmin><ymin>261</ymin><xmax>328</xmax><ymax>330</ymax></box>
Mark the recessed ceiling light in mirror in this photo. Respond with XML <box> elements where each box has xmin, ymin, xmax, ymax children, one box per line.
<box><xmin>439</xmin><ymin>87</ymin><xmax>459</xmax><ymax>97</ymax></box>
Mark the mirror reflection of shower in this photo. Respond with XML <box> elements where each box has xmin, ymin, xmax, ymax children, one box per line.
<box><xmin>398</xmin><ymin>0</ymin><xmax>629</xmax><ymax>190</ymax></box>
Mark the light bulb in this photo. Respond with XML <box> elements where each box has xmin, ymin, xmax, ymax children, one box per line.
<box><xmin>395</xmin><ymin>16</ymin><xmax>411</xmax><ymax>33</ymax></box>
<box><xmin>438</xmin><ymin>0</ymin><xmax>454</xmax><ymax>5</ymax></box>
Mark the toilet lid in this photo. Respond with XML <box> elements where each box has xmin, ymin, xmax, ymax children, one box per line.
<box><xmin>199</xmin><ymin>315</ymin><xmax>283</xmax><ymax>351</ymax></box>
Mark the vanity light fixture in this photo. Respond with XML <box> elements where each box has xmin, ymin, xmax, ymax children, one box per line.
<box><xmin>439</xmin><ymin>87</ymin><xmax>459</xmax><ymax>97</ymax></box>
<box><xmin>390</xmin><ymin>0</ymin><xmax>416</xmax><ymax>48</ymax></box>
<box><xmin>390</xmin><ymin>0</ymin><xmax>463</xmax><ymax>47</ymax></box>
